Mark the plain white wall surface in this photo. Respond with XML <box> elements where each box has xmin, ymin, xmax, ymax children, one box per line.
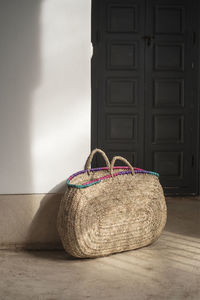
<box><xmin>0</xmin><ymin>0</ymin><xmax>91</xmax><ymax>193</ymax></box>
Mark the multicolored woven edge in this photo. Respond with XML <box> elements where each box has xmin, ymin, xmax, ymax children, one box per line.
<box><xmin>67</xmin><ymin>166</ymin><xmax>159</xmax><ymax>189</ymax></box>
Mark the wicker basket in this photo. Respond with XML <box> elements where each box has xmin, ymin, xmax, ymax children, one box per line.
<box><xmin>57</xmin><ymin>149</ymin><xmax>167</xmax><ymax>258</ymax></box>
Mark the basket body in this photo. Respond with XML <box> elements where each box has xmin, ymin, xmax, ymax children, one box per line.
<box><xmin>57</xmin><ymin>168</ymin><xmax>167</xmax><ymax>258</ymax></box>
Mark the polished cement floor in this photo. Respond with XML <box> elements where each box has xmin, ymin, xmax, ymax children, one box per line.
<box><xmin>0</xmin><ymin>197</ymin><xmax>200</xmax><ymax>300</ymax></box>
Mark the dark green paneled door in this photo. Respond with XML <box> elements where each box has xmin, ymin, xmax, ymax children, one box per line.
<box><xmin>91</xmin><ymin>0</ymin><xmax>199</xmax><ymax>195</ymax></box>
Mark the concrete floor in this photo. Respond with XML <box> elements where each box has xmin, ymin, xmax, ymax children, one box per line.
<box><xmin>0</xmin><ymin>197</ymin><xmax>200</xmax><ymax>300</ymax></box>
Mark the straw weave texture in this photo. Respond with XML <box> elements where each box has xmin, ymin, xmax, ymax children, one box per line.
<box><xmin>57</xmin><ymin>170</ymin><xmax>167</xmax><ymax>258</ymax></box>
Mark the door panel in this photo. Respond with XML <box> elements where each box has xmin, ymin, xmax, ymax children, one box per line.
<box><xmin>154</xmin><ymin>79</ymin><xmax>184</xmax><ymax>107</ymax></box>
<box><xmin>155</xmin><ymin>5</ymin><xmax>185</xmax><ymax>34</ymax></box>
<box><xmin>91</xmin><ymin>0</ymin><xmax>198</xmax><ymax>195</ymax></box>
<box><xmin>107</xmin><ymin>5</ymin><xmax>138</xmax><ymax>33</ymax></box>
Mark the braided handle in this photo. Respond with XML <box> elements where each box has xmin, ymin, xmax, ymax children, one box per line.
<box><xmin>85</xmin><ymin>148</ymin><xmax>110</xmax><ymax>174</ymax></box>
<box><xmin>110</xmin><ymin>156</ymin><xmax>134</xmax><ymax>176</ymax></box>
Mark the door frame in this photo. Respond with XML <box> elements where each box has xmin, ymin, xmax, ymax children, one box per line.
<box><xmin>91</xmin><ymin>0</ymin><xmax>200</xmax><ymax>195</ymax></box>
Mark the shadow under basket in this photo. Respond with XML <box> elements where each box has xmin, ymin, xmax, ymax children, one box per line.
<box><xmin>57</xmin><ymin>149</ymin><xmax>167</xmax><ymax>258</ymax></box>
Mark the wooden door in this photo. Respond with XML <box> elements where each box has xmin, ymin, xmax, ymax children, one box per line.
<box><xmin>91</xmin><ymin>0</ymin><xmax>199</xmax><ymax>195</ymax></box>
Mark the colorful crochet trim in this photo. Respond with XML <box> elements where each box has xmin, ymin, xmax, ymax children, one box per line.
<box><xmin>67</xmin><ymin>166</ymin><xmax>159</xmax><ymax>189</ymax></box>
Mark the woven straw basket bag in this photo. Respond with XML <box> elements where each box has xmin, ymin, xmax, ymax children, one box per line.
<box><xmin>57</xmin><ymin>149</ymin><xmax>167</xmax><ymax>258</ymax></box>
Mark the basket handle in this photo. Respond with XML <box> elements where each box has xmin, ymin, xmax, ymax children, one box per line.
<box><xmin>110</xmin><ymin>156</ymin><xmax>134</xmax><ymax>176</ymax></box>
<box><xmin>85</xmin><ymin>148</ymin><xmax>110</xmax><ymax>174</ymax></box>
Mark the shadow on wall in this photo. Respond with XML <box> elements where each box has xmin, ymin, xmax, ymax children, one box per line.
<box><xmin>0</xmin><ymin>0</ymin><xmax>41</xmax><ymax>193</ymax></box>
<box><xmin>0</xmin><ymin>1</ymin><xmax>66</xmax><ymax>249</ymax></box>
<box><xmin>25</xmin><ymin>181</ymin><xmax>67</xmax><ymax>249</ymax></box>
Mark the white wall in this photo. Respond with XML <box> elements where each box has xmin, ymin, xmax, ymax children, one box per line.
<box><xmin>0</xmin><ymin>0</ymin><xmax>91</xmax><ymax>194</ymax></box>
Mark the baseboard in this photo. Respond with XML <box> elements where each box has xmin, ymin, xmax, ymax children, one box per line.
<box><xmin>0</xmin><ymin>194</ymin><xmax>63</xmax><ymax>250</ymax></box>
